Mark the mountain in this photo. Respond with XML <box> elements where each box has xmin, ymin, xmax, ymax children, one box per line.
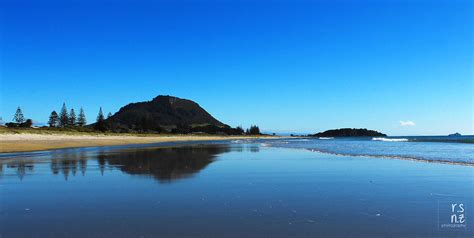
<box><xmin>106</xmin><ymin>95</ymin><xmax>240</xmax><ymax>133</ymax></box>
<box><xmin>310</xmin><ymin>128</ymin><xmax>387</xmax><ymax>137</ymax></box>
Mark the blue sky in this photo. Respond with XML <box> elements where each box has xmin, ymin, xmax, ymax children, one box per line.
<box><xmin>1</xmin><ymin>0</ymin><xmax>472</xmax><ymax>135</ymax></box>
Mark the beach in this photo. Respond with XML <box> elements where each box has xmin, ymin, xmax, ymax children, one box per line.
<box><xmin>0</xmin><ymin>133</ymin><xmax>273</xmax><ymax>153</ymax></box>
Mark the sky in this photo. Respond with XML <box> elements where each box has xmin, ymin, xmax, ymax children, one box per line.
<box><xmin>1</xmin><ymin>0</ymin><xmax>472</xmax><ymax>136</ymax></box>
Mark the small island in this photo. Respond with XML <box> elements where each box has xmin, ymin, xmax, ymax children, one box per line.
<box><xmin>309</xmin><ymin>128</ymin><xmax>387</xmax><ymax>137</ymax></box>
<box><xmin>448</xmin><ymin>132</ymin><xmax>462</xmax><ymax>137</ymax></box>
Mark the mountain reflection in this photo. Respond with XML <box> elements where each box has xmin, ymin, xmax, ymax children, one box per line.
<box><xmin>0</xmin><ymin>145</ymin><xmax>231</xmax><ymax>182</ymax></box>
<box><xmin>103</xmin><ymin>145</ymin><xmax>230</xmax><ymax>182</ymax></box>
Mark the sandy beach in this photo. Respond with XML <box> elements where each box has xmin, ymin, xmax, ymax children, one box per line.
<box><xmin>0</xmin><ymin>133</ymin><xmax>273</xmax><ymax>153</ymax></box>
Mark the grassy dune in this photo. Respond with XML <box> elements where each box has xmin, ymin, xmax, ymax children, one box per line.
<box><xmin>0</xmin><ymin>126</ymin><xmax>171</xmax><ymax>136</ymax></box>
<box><xmin>0</xmin><ymin>127</ymin><xmax>274</xmax><ymax>153</ymax></box>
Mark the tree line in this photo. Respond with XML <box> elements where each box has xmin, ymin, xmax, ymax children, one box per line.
<box><xmin>6</xmin><ymin>104</ymin><xmax>111</xmax><ymax>132</ymax></box>
<box><xmin>48</xmin><ymin>103</ymin><xmax>87</xmax><ymax>128</ymax></box>
<box><xmin>245</xmin><ymin>125</ymin><xmax>261</xmax><ymax>135</ymax></box>
<box><xmin>47</xmin><ymin>103</ymin><xmax>111</xmax><ymax>131</ymax></box>
<box><xmin>168</xmin><ymin>124</ymin><xmax>260</xmax><ymax>135</ymax></box>
<box><xmin>6</xmin><ymin>106</ymin><xmax>262</xmax><ymax>135</ymax></box>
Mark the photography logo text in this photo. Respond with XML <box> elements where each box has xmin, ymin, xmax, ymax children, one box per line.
<box><xmin>440</xmin><ymin>202</ymin><xmax>466</xmax><ymax>229</ymax></box>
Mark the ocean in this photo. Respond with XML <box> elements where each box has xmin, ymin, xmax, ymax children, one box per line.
<box><xmin>0</xmin><ymin>138</ymin><xmax>473</xmax><ymax>237</ymax></box>
<box><xmin>255</xmin><ymin>136</ymin><xmax>474</xmax><ymax>165</ymax></box>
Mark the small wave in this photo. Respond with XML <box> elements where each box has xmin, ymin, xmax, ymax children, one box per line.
<box><xmin>318</xmin><ymin>137</ymin><xmax>334</xmax><ymax>140</ymax></box>
<box><xmin>288</xmin><ymin>139</ymin><xmax>310</xmax><ymax>142</ymax></box>
<box><xmin>231</xmin><ymin>139</ymin><xmax>255</xmax><ymax>143</ymax></box>
<box><xmin>260</xmin><ymin>141</ymin><xmax>473</xmax><ymax>166</ymax></box>
<box><xmin>303</xmin><ymin>148</ymin><xmax>474</xmax><ymax>166</ymax></box>
<box><xmin>372</xmin><ymin>137</ymin><xmax>408</xmax><ymax>142</ymax></box>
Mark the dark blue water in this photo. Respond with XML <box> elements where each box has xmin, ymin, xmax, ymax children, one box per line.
<box><xmin>254</xmin><ymin>136</ymin><xmax>474</xmax><ymax>165</ymax></box>
<box><xmin>1</xmin><ymin>141</ymin><xmax>473</xmax><ymax>237</ymax></box>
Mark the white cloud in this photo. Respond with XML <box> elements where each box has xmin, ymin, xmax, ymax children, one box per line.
<box><xmin>400</xmin><ymin>120</ymin><xmax>416</xmax><ymax>126</ymax></box>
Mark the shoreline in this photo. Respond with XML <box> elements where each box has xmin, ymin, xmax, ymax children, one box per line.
<box><xmin>0</xmin><ymin>133</ymin><xmax>276</xmax><ymax>153</ymax></box>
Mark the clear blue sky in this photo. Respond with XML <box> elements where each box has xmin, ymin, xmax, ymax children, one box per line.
<box><xmin>1</xmin><ymin>0</ymin><xmax>472</xmax><ymax>135</ymax></box>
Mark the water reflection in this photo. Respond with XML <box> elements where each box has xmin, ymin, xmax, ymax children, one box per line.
<box><xmin>2</xmin><ymin>142</ymin><xmax>473</xmax><ymax>237</ymax></box>
<box><xmin>50</xmin><ymin>150</ymin><xmax>88</xmax><ymax>179</ymax></box>
<box><xmin>0</xmin><ymin>144</ymin><xmax>232</xmax><ymax>182</ymax></box>
<box><xmin>4</xmin><ymin>161</ymin><xmax>34</xmax><ymax>180</ymax></box>
<box><xmin>104</xmin><ymin>146</ymin><xmax>230</xmax><ymax>182</ymax></box>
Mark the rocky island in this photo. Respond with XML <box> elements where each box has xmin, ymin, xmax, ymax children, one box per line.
<box><xmin>310</xmin><ymin>128</ymin><xmax>387</xmax><ymax>137</ymax></box>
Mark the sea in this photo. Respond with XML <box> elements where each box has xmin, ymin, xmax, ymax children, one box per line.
<box><xmin>0</xmin><ymin>136</ymin><xmax>473</xmax><ymax>237</ymax></box>
<box><xmin>257</xmin><ymin>135</ymin><xmax>474</xmax><ymax>165</ymax></box>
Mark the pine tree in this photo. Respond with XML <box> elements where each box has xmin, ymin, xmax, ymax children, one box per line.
<box><xmin>77</xmin><ymin>107</ymin><xmax>87</xmax><ymax>126</ymax></box>
<box><xmin>249</xmin><ymin>125</ymin><xmax>260</xmax><ymax>135</ymax></box>
<box><xmin>94</xmin><ymin>107</ymin><xmax>106</xmax><ymax>131</ymax></box>
<box><xmin>236</xmin><ymin>126</ymin><xmax>244</xmax><ymax>134</ymax></box>
<box><xmin>107</xmin><ymin>112</ymin><xmax>112</xmax><ymax>119</ymax></box>
<box><xmin>97</xmin><ymin>107</ymin><xmax>104</xmax><ymax>122</ymax></box>
<box><xmin>59</xmin><ymin>103</ymin><xmax>69</xmax><ymax>127</ymax></box>
<box><xmin>246</xmin><ymin>125</ymin><xmax>260</xmax><ymax>135</ymax></box>
<box><xmin>69</xmin><ymin>108</ymin><xmax>76</xmax><ymax>126</ymax></box>
<box><xmin>13</xmin><ymin>106</ymin><xmax>25</xmax><ymax>123</ymax></box>
<box><xmin>48</xmin><ymin>111</ymin><xmax>59</xmax><ymax>127</ymax></box>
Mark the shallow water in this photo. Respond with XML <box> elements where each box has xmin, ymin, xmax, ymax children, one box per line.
<box><xmin>259</xmin><ymin>136</ymin><xmax>474</xmax><ymax>164</ymax></box>
<box><xmin>1</xmin><ymin>141</ymin><xmax>473</xmax><ymax>237</ymax></box>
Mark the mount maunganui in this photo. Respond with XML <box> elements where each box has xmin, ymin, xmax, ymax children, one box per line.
<box><xmin>106</xmin><ymin>95</ymin><xmax>242</xmax><ymax>134</ymax></box>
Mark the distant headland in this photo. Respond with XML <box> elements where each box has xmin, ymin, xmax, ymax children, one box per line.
<box><xmin>310</xmin><ymin>128</ymin><xmax>387</xmax><ymax>137</ymax></box>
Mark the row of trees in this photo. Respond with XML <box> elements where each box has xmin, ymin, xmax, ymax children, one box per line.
<box><xmin>168</xmin><ymin>124</ymin><xmax>260</xmax><ymax>135</ymax></box>
<box><xmin>246</xmin><ymin>125</ymin><xmax>261</xmax><ymax>135</ymax></box>
<box><xmin>48</xmin><ymin>103</ymin><xmax>111</xmax><ymax>132</ymax></box>
<box><xmin>48</xmin><ymin>103</ymin><xmax>87</xmax><ymax>127</ymax></box>
<box><xmin>5</xmin><ymin>104</ymin><xmax>111</xmax><ymax>132</ymax></box>
<box><xmin>234</xmin><ymin>125</ymin><xmax>260</xmax><ymax>135</ymax></box>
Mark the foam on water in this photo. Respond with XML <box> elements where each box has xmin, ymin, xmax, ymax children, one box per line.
<box><xmin>263</xmin><ymin>136</ymin><xmax>474</xmax><ymax>165</ymax></box>
<box><xmin>372</xmin><ymin>137</ymin><xmax>408</xmax><ymax>142</ymax></box>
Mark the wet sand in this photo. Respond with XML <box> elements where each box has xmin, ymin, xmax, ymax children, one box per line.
<box><xmin>0</xmin><ymin>133</ymin><xmax>273</xmax><ymax>153</ymax></box>
<box><xmin>2</xmin><ymin>143</ymin><xmax>473</xmax><ymax>237</ymax></box>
